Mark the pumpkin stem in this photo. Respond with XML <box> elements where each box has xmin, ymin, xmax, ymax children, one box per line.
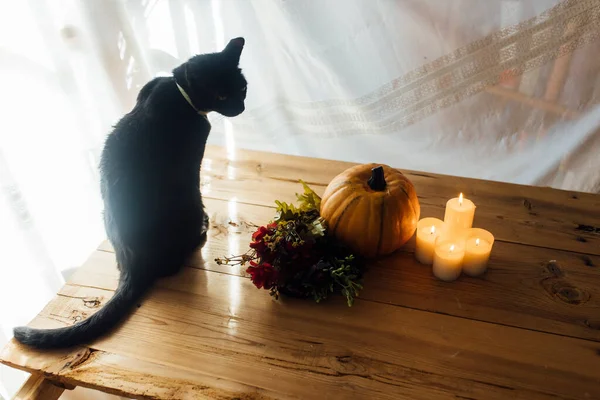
<box><xmin>367</xmin><ymin>166</ymin><xmax>386</xmax><ymax>191</ymax></box>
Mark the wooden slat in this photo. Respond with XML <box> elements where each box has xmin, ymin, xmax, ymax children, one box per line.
<box><xmin>199</xmin><ymin>146</ymin><xmax>600</xmax><ymax>255</ymax></box>
<box><xmin>13</xmin><ymin>374</ymin><xmax>65</xmax><ymax>400</ymax></box>
<box><xmin>2</xmin><ymin>252</ymin><xmax>599</xmax><ymax>400</ymax></box>
<box><xmin>97</xmin><ymin>197</ymin><xmax>600</xmax><ymax>342</ymax></box>
<box><xmin>1</xmin><ymin>341</ymin><xmax>269</xmax><ymax>400</ymax></box>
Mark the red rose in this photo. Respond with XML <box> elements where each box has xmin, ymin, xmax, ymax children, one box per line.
<box><xmin>252</xmin><ymin>226</ymin><xmax>269</xmax><ymax>242</ymax></box>
<box><xmin>249</xmin><ymin>239</ymin><xmax>268</xmax><ymax>254</ymax></box>
<box><xmin>246</xmin><ymin>261</ymin><xmax>278</xmax><ymax>290</ymax></box>
<box><xmin>259</xmin><ymin>252</ymin><xmax>276</xmax><ymax>264</ymax></box>
<box><xmin>267</xmin><ymin>222</ymin><xmax>278</xmax><ymax>230</ymax></box>
<box><xmin>250</xmin><ymin>225</ymin><xmax>275</xmax><ymax>257</ymax></box>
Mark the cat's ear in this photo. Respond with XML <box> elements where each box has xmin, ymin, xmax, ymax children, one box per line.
<box><xmin>223</xmin><ymin>37</ymin><xmax>245</xmax><ymax>64</ymax></box>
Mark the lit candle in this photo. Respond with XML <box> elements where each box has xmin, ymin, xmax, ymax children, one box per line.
<box><xmin>444</xmin><ymin>193</ymin><xmax>476</xmax><ymax>231</ymax></box>
<box><xmin>462</xmin><ymin>228</ymin><xmax>495</xmax><ymax>276</ymax></box>
<box><xmin>432</xmin><ymin>234</ymin><xmax>465</xmax><ymax>281</ymax></box>
<box><xmin>415</xmin><ymin>217</ymin><xmax>445</xmax><ymax>265</ymax></box>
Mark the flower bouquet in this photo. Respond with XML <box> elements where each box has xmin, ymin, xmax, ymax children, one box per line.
<box><xmin>216</xmin><ymin>182</ymin><xmax>364</xmax><ymax>306</ymax></box>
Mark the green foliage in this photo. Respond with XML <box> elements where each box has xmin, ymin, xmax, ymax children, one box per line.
<box><xmin>306</xmin><ymin>255</ymin><xmax>363</xmax><ymax>307</ymax></box>
<box><xmin>218</xmin><ymin>180</ymin><xmax>363</xmax><ymax>307</ymax></box>
<box><xmin>296</xmin><ymin>180</ymin><xmax>321</xmax><ymax>211</ymax></box>
<box><xmin>327</xmin><ymin>255</ymin><xmax>363</xmax><ymax>307</ymax></box>
<box><xmin>274</xmin><ymin>200</ymin><xmax>301</xmax><ymax>222</ymax></box>
<box><xmin>275</xmin><ymin>179</ymin><xmax>322</xmax><ymax>222</ymax></box>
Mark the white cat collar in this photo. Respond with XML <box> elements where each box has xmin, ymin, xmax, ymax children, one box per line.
<box><xmin>175</xmin><ymin>81</ymin><xmax>208</xmax><ymax>119</ymax></box>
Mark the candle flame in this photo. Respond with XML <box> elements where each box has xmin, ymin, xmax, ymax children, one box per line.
<box><xmin>476</xmin><ymin>238</ymin><xmax>480</xmax><ymax>246</ymax></box>
<box><xmin>449</xmin><ymin>244</ymin><xmax>455</xmax><ymax>252</ymax></box>
<box><xmin>430</xmin><ymin>225</ymin><xmax>436</xmax><ymax>234</ymax></box>
<box><xmin>458</xmin><ymin>193</ymin><xmax>464</xmax><ymax>206</ymax></box>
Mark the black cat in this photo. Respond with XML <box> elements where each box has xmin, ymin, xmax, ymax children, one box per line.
<box><xmin>13</xmin><ymin>37</ymin><xmax>248</xmax><ymax>349</ymax></box>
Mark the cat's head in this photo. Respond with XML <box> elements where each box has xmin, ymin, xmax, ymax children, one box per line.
<box><xmin>173</xmin><ymin>37</ymin><xmax>247</xmax><ymax>117</ymax></box>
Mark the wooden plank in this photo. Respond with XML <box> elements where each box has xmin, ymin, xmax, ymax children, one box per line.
<box><xmin>1</xmin><ymin>341</ymin><xmax>272</xmax><ymax>400</ymax></box>
<box><xmin>13</xmin><ymin>374</ymin><xmax>65</xmax><ymax>400</ymax></box>
<box><xmin>3</xmin><ymin>255</ymin><xmax>599</xmax><ymax>400</ymax></box>
<box><xmin>202</xmin><ymin>145</ymin><xmax>600</xmax><ymax>209</ymax></box>
<box><xmin>99</xmin><ymin>196</ymin><xmax>600</xmax><ymax>342</ymax></box>
<box><xmin>199</xmin><ymin>146</ymin><xmax>600</xmax><ymax>255</ymax></box>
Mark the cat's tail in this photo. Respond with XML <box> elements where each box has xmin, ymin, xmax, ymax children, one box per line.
<box><xmin>13</xmin><ymin>269</ymin><xmax>152</xmax><ymax>349</ymax></box>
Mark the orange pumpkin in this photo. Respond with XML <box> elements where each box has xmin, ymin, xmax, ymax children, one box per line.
<box><xmin>320</xmin><ymin>164</ymin><xmax>420</xmax><ymax>258</ymax></box>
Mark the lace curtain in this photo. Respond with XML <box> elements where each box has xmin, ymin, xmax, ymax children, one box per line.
<box><xmin>1</xmin><ymin>0</ymin><xmax>599</xmax><ymax>397</ymax></box>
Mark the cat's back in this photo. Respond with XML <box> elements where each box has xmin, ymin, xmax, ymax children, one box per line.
<box><xmin>100</xmin><ymin>77</ymin><xmax>175</xmax><ymax>175</ymax></box>
<box><xmin>99</xmin><ymin>76</ymin><xmax>207</xmax><ymax>199</ymax></box>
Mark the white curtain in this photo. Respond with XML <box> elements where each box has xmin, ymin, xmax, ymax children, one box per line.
<box><xmin>1</xmin><ymin>0</ymin><xmax>599</xmax><ymax>397</ymax></box>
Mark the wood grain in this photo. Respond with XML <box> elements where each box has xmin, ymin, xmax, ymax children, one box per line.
<box><xmin>3</xmin><ymin>146</ymin><xmax>600</xmax><ymax>400</ymax></box>
<box><xmin>13</xmin><ymin>374</ymin><xmax>65</xmax><ymax>400</ymax></box>
<box><xmin>1</xmin><ymin>341</ymin><xmax>271</xmax><ymax>400</ymax></box>
<box><xmin>199</xmin><ymin>146</ymin><xmax>600</xmax><ymax>255</ymax></box>
<box><xmin>98</xmin><ymin>196</ymin><xmax>600</xmax><ymax>342</ymax></box>
<box><xmin>3</xmin><ymin>251</ymin><xmax>600</xmax><ymax>400</ymax></box>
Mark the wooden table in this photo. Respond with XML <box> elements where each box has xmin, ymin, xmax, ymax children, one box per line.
<box><xmin>2</xmin><ymin>146</ymin><xmax>600</xmax><ymax>400</ymax></box>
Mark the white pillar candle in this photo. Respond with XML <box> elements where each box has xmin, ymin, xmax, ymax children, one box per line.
<box><xmin>432</xmin><ymin>234</ymin><xmax>465</xmax><ymax>281</ymax></box>
<box><xmin>415</xmin><ymin>217</ymin><xmax>446</xmax><ymax>265</ymax></box>
<box><xmin>444</xmin><ymin>193</ymin><xmax>476</xmax><ymax>231</ymax></box>
<box><xmin>462</xmin><ymin>228</ymin><xmax>495</xmax><ymax>276</ymax></box>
